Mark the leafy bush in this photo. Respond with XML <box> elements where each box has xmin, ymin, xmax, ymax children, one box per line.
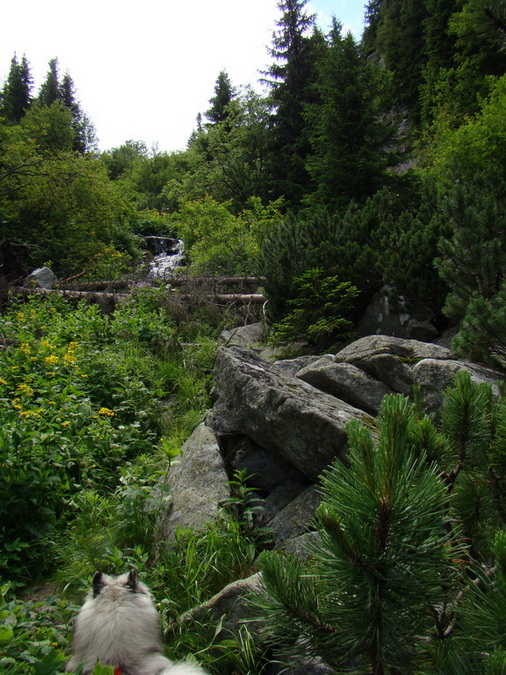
<box><xmin>0</xmin><ymin>290</ymin><xmax>220</xmax><ymax>584</ymax></box>
<box><xmin>0</xmin><ymin>582</ymin><xmax>70</xmax><ymax>674</ymax></box>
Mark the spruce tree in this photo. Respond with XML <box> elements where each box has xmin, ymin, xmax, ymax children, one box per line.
<box><xmin>59</xmin><ymin>72</ymin><xmax>96</xmax><ymax>153</ymax></box>
<box><xmin>362</xmin><ymin>0</ymin><xmax>383</xmax><ymax>56</ymax></box>
<box><xmin>205</xmin><ymin>70</ymin><xmax>236</xmax><ymax>125</ymax></box>
<box><xmin>264</xmin><ymin>0</ymin><xmax>324</xmax><ymax>207</ymax></box>
<box><xmin>375</xmin><ymin>0</ymin><xmax>429</xmax><ymax>111</ymax></box>
<box><xmin>1</xmin><ymin>54</ymin><xmax>33</xmax><ymax>122</ymax></box>
<box><xmin>304</xmin><ymin>21</ymin><xmax>391</xmax><ymax>211</ymax></box>
<box><xmin>38</xmin><ymin>57</ymin><xmax>60</xmax><ymax>106</ymax></box>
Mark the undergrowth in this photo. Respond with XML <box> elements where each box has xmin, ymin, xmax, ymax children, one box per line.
<box><xmin>0</xmin><ymin>287</ymin><xmax>268</xmax><ymax>673</ymax></box>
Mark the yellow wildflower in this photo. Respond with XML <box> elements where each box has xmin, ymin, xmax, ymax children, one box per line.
<box><xmin>16</xmin><ymin>312</ymin><xmax>25</xmax><ymax>321</ymax></box>
<box><xmin>19</xmin><ymin>343</ymin><xmax>31</xmax><ymax>356</ymax></box>
<box><xmin>97</xmin><ymin>407</ymin><xmax>114</xmax><ymax>417</ymax></box>
<box><xmin>63</xmin><ymin>342</ymin><xmax>79</xmax><ymax>365</ymax></box>
<box><xmin>19</xmin><ymin>410</ymin><xmax>41</xmax><ymax>418</ymax></box>
<box><xmin>0</xmin><ymin>378</ymin><xmax>7</xmax><ymax>386</ymax></box>
<box><xmin>40</xmin><ymin>339</ymin><xmax>56</xmax><ymax>350</ymax></box>
<box><xmin>17</xmin><ymin>383</ymin><xmax>34</xmax><ymax>397</ymax></box>
<box><xmin>12</xmin><ymin>398</ymin><xmax>22</xmax><ymax>410</ymax></box>
<box><xmin>44</xmin><ymin>355</ymin><xmax>59</xmax><ymax>366</ymax></box>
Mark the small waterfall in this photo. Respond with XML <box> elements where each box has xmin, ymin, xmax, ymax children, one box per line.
<box><xmin>145</xmin><ymin>236</ymin><xmax>185</xmax><ymax>278</ymax></box>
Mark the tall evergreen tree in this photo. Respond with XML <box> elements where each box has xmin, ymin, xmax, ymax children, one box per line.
<box><xmin>305</xmin><ymin>22</ymin><xmax>391</xmax><ymax>210</ymax></box>
<box><xmin>205</xmin><ymin>70</ymin><xmax>236</xmax><ymax>125</ymax></box>
<box><xmin>38</xmin><ymin>58</ymin><xmax>60</xmax><ymax>107</ymax></box>
<box><xmin>376</xmin><ymin>0</ymin><xmax>429</xmax><ymax>110</ymax></box>
<box><xmin>1</xmin><ymin>54</ymin><xmax>33</xmax><ymax>122</ymax></box>
<box><xmin>422</xmin><ymin>0</ymin><xmax>460</xmax><ymax>71</ymax></box>
<box><xmin>264</xmin><ymin>0</ymin><xmax>325</xmax><ymax>207</ymax></box>
<box><xmin>361</xmin><ymin>0</ymin><xmax>383</xmax><ymax>55</ymax></box>
<box><xmin>59</xmin><ymin>72</ymin><xmax>96</xmax><ymax>153</ymax></box>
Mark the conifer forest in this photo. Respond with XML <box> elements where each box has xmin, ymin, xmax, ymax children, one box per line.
<box><xmin>1</xmin><ymin>1</ymin><xmax>506</xmax><ymax>673</ymax></box>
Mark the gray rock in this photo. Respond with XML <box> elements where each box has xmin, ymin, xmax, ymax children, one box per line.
<box><xmin>27</xmin><ymin>267</ymin><xmax>58</xmax><ymax>289</ymax></box>
<box><xmin>158</xmin><ymin>423</ymin><xmax>230</xmax><ymax>539</ymax></box>
<box><xmin>296</xmin><ymin>358</ymin><xmax>394</xmax><ymax>415</ymax></box>
<box><xmin>207</xmin><ymin>346</ymin><xmax>373</xmax><ymax>482</ymax></box>
<box><xmin>260</xmin><ymin>480</ymin><xmax>309</xmax><ymax>523</ymax></box>
<box><xmin>413</xmin><ymin>358</ymin><xmax>504</xmax><ymax>418</ymax></box>
<box><xmin>334</xmin><ymin>335</ymin><xmax>452</xmax><ymax>396</ymax></box>
<box><xmin>357</xmin><ymin>286</ymin><xmax>437</xmax><ymax>342</ymax></box>
<box><xmin>220</xmin><ymin>322</ymin><xmax>266</xmax><ymax>349</ymax></box>
<box><xmin>283</xmin><ymin>531</ymin><xmax>322</xmax><ymax>561</ymax></box>
<box><xmin>227</xmin><ymin>435</ymin><xmax>308</xmax><ymax>492</ymax></box>
<box><xmin>180</xmin><ymin>572</ymin><xmax>264</xmax><ymax>639</ymax></box>
<box><xmin>268</xmin><ymin>485</ymin><xmax>321</xmax><ymax>547</ymax></box>
<box><xmin>335</xmin><ymin>335</ymin><xmax>451</xmax><ymax>363</ymax></box>
<box><xmin>275</xmin><ymin>354</ymin><xmax>329</xmax><ymax>377</ymax></box>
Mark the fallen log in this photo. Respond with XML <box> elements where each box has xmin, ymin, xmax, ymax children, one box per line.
<box><xmin>169</xmin><ymin>275</ymin><xmax>265</xmax><ymax>287</ymax></box>
<box><xmin>10</xmin><ymin>286</ymin><xmax>128</xmax><ymax>302</ymax></box>
<box><xmin>9</xmin><ymin>286</ymin><xmax>266</xmax><ymax>305</ymax></box>
<box><xmin>178</xmin><ymin>293</ymin><xmax>266</xmax><ymax>304</ymax></box>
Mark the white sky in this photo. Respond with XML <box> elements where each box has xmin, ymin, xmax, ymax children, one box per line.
<box><xmin>1</xmin><ymin>0</ymin><xmax>366</xmax><ymax>153</ymax></box>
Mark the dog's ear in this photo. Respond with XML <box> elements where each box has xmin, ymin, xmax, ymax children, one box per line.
<box><xmin>127</xmin><ymin>568</ymin><xmax>138</xmax><ymax>591</ymax></box>
<box><xmin>92</xmin><ymin>571</ymin><xmax>105</xmax><ymax>597</ymax></box>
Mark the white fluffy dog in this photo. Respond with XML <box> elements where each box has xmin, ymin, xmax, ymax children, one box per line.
<box><xmin>66</xmin><ymin>570</ymin><xmax>208</xmax><ymax>675</ymax></box>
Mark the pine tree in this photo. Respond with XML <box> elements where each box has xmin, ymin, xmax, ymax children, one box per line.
<box><xmin>252</xmin><ymin>373</ymin><xmax>506</xmax><ymax>671</ymax></box>
<box><xmin>253</xmin><ymin>394</ymin><xmax>462</xmax><ymax>673</ymax></box>
<box><xmin>304</xmin><ymin>21</ymin><xmax>391</xmax><ymax>210</ymax></box>
<box><xmin>264</xmin><ymin>0</ymin><xmax>325</xmax><ymax>206</ymax></box>
<box><xmin>422</xmin><ymin>0</ymin><xmax>460</xmax><ymax>71</ymax></box>
<box><xmin>376</xmin><ymin>0</ymin><xmax>429</xmax><ymax>110</ymax></box>
<box><xmin>205</xmin><ymin>70</ymin><xmax>236</xmax><ymax>125</ymax></box>
<box><xmin>1</xmin><ymin>54</ymin><xmax>33</xmax><ymax>122</ymax></box>
<box><xmin>362</xmin><ymin>0</ymin><xmax>383</xmax><ymax>55</ymax></box>
<box><xmin>38</xmin><ymin>57</ymin><xmax>60</xmax><ymax>106</ymax></box>
<box><xmin>59</xmin><ymin>72</ymin><xmax>96</xmax><ymax>153</ymax></box>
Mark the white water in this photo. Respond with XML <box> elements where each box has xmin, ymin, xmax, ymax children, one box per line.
<box><xmin>146</xmin><ymin>237</ymin><xmax>185</xmax><ymax>278</ymax></box>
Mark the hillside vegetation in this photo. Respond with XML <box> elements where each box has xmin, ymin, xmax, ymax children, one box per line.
<box><xmin>1</xmin><ymin>1</ymin><xmax>506</xmax><ymax>673</ymax></box>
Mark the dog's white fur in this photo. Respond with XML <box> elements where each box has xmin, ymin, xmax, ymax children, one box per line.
<box><xmin>66</xmin><ymin>570</ymin><xmax>208</xmax><ymax>675</ymax></box>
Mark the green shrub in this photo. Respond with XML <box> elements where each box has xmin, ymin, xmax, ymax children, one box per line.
<box><xmin>251</xmin><ymin>372</ymin><xmax>506</xmax><ymax>673</ymax></box>
<box><xmin>270</xmin><ymin>267</ymin><xmax>359</xmax><ymax>352</ymax></box>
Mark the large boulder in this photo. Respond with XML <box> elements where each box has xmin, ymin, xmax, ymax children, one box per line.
<box><xmin>158</xmin><ymin>423</ymin><xmax>230</xmax><ymax>539</ymax></box>
<box><xmin>207</xmin><ymin>346</ymin><xmax>373</xmax><ymax>482</ymax></box>
<box><xmin>412</xmin><ymin>358</ymin><xmax>504</xmax><ymax>418</ymax></box>
<box><xmin>296</xmin><ymin>357</ymin><xmax>394</xmax><ymax>416</ymax></box>
<box><xmin>267</xmin><ymin>484</ymin><xmax>321</xmax><ymax>547</ymax></box>
<box><xmin>333</xmin><ymin>335</ymin><xmax>452</xmax><ymax>395</ymax></box>
<box><xmin>179</xmin><ymin>572</ymin><xmax>264</xmax><ymax>640</ymax></box>
<box><xmin>226</xmin><ymin>435</ymin><xmax>308</xmax><ymax>492</ymax></box>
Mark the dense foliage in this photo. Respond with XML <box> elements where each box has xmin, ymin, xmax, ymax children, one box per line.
<box><xmin>1</xmin><ymin>0</ymin><xmax>506</xmax><ymax>672</ymax></box>
<box><xmin>2</xmin><ymin>2</ymin><xmax>506</xmax><ymax>361</ymax></box>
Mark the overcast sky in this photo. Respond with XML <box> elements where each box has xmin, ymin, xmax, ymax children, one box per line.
<box><xmin>1</xmin><ymin>0</ymin><xmax>366</xmax><ymax>153</ymax></box>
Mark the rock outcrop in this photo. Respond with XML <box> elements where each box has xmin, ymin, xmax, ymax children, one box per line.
<box><xmin>158</xmin><ymin>422</ymin><xmax>230</xmax><ymax>539</ymax></box>
<box><xmin>162</xmin><ymin>328</ymin><xmax>505</xmax><ymax>546</ymax></box>
<box><xmin>159</xmin><ymin>325</ymin><xmax>505</xmax><ymax>664</ymax></box>
<box><xmin>207</xmin><ymin>345</ymin><xmax>373</xmax><ymax>482</ymax></box>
